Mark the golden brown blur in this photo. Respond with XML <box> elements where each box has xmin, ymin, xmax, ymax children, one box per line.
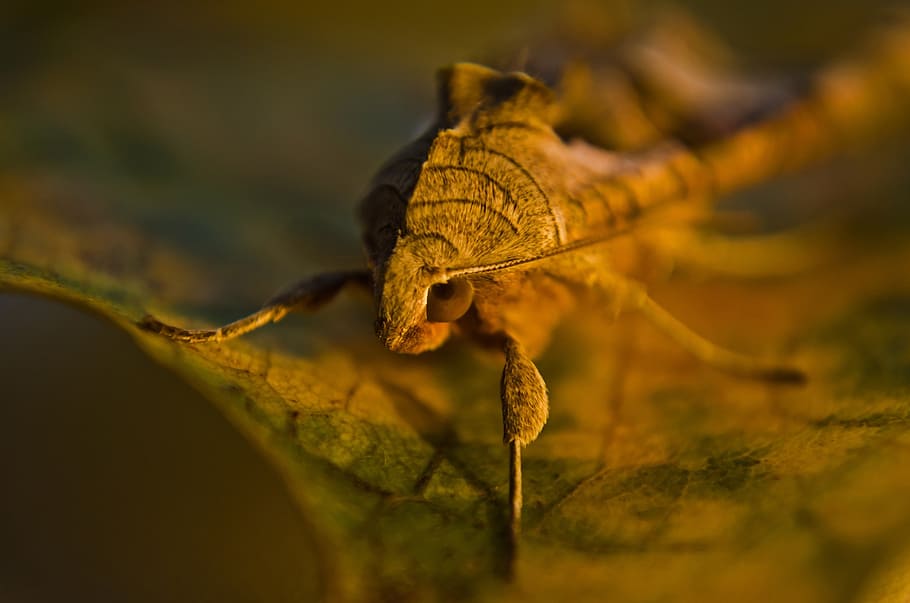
<box><xmin>2</xmin><ymin>1</ymin><xmax>910</xmax><ymax>602</ymax></box>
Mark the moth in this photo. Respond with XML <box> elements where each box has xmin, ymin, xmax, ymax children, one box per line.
<box><xmin>140</xmin><ymin>14</ymin><xmax>910</xmax><ymax>561</ymax></box>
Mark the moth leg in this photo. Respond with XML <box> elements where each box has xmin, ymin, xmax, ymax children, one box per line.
<box><xmin>139</xmin><ymin>270</ymin><xmax>371</xmax><ymax>343</ymax></box>
<box><xmin>623</xmin><ymin>284</ymin><xmax>806</xmax><ymax>383</ymax></box>
<box><xmin>500</xmin><ymin>336</ymin><xmax>549</xmax><ymax>560</ymax></box>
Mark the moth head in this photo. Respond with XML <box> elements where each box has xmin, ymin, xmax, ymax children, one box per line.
<box><xmin>373</xmin><ymin>235</ymin><xmax>473</xmax><ymax>354</ymax></box>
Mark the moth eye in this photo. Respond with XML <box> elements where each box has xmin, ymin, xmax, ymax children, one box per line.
<box><xmin>426</xmin><ymin>278</ymin><xmax>474</xmax><ymax>323</ymax></box>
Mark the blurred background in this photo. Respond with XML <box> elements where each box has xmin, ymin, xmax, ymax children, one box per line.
<box><xmin>1</xmin><ymin>1</ymin><xmax>908</xmax><ymax>601</ymax></box>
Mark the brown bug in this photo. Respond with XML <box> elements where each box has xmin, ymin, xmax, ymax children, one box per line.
<box><xmin>141</xmin><ymin>15</ymin><xmax>910</xmax><ymax>562</ymax></box>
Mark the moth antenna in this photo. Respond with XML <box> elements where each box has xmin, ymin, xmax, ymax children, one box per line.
<box><xmin>138</xmin><ymin>270</ymin><xmax>371</xmax><ymax>343</ymax></box>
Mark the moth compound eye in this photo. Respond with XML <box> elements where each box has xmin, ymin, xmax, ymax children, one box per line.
<box><xmin>426</xmin><ymin>278</ymin><xmax>474</xmax><ymax>323</ymax></box>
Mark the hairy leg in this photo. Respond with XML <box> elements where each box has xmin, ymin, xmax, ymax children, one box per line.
<box><xmin>139</xmin><ymin>270</ymin><xmax>371</xmax><ymax>343</ymax></box>
<box><xmin>500</xmin><ymin>336</ymin><xmax>549</xmax><ymax>569</ymax></box>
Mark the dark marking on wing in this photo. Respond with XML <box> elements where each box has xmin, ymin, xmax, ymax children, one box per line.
<box><xmin>483</xmin><ymin>74</ymin><xmax>527</xmax><ymax>104</ymax></box>
<box><xmin>422</xmin><ymin>165</ymin><xmax>518</xmax><ymax>209</ymax></box>
<box><xmin>410</xmin><ymin>198</ymin><xmax>521</xmax><ymax>234</ymax></box>
<box><xmin>463</xmin><ymin>142</ymin><xmax>552</xmax><ymax>210</ymax></box>
<box><xmin>406</xmin><ymin>231</ymin><xmax>462</xmax><ymax>256</ymax></box>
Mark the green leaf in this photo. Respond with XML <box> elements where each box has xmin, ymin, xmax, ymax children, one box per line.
<box><xmin>5</xmin><ymin>166</ymin><xmax>910</xmax><ymax>603</ymax></box>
